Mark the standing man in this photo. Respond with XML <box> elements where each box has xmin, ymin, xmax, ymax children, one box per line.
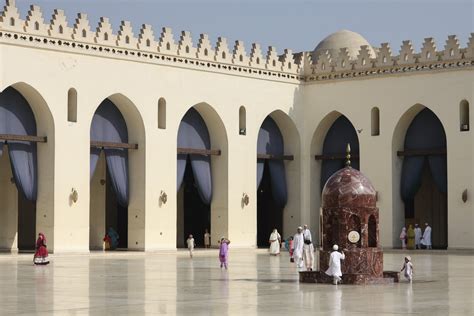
<box><xmin>302</xmin><ymin>224</ymin><xmax>315</xmax><ymax>271</ymax></box>
<box><xmin>204</xmin><ymin>229</ymin><xmax>211</xmax><ymax>249</ymax></box>
<box><xmin>292</xmin><ymin>227</ymin><xmax>304</xmax><ymax>270</ymax></box>
<box><xmin>325</xmin><ymin>245</ymin><xmax>345</xmax><ymax>285</ymax></box>
<box><xmin>421</xmin><ymin>222</ymin><xmax>432</xmax><ymax>249</ymax></box>
<box><xmin>414</xmin><ymin>224</ymin><xmax>422</xmax><ymax>249</ymax></box>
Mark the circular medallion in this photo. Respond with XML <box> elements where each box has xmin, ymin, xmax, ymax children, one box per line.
<box><xmin>348</xmin><ymin>231</ymin><xmax>360</xmax><ymax>243</ymax></box>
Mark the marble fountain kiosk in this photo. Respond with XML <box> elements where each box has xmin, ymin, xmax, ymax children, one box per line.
<box><xmin>300</xmin><ymin>145</ymin><xmax>398</xmax><ymax>284</ymax></box>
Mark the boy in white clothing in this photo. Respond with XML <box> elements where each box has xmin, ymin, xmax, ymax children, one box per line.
<box><xmin>187</xmin><ymin>234</ymin><xmax>195</xmax><ymax>258</ymax></box>
<box><xmin>400</xmin><ymin>256</ymin><xmax>413</xmax><ymax>282</ymax></box>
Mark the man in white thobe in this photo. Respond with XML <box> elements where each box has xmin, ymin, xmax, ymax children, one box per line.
<box><xmin>421</xmin><ymin>222</ymin><xmax>432</xmax><ymax>249</ymax></box>
<box><xmin>302</xmin><ymin>224</ymin><xmax>315</xmax><ymax>271</ymax></box>
<box><xmin>414</xmin><ymin>224</ymin><xmax>422</xmax><ymax>249</ymax></box>
<box><xmin>325</xmin><ymin>244</ymin><xmax>345</xmax><ymax>285</ymax></box>
<box><xmin>292</xmin><ymin>227</ymin><xmax>304</xmax><ymax>270</ymax></box>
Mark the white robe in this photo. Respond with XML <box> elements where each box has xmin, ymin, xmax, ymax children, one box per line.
<box><xmin>422</xmin><ymin>226</ymin><xmax>432</xmax><ymax>246</ymax></box>
<box><xmin>325</xmin><ymin>251</ymin><xmax>345</xmax><ymax>277</ymax></box>
<box><xmin>293</xmin><ymin>233</ymin><xmax>304</xmax><ymax>268</ymax></box>
<box><xmin>269</xmin><ymin>232</ymin><xmax>281</xmax><ymax>254</ymax></box>
<box><xmin>414</xmin><ymin>227</ymin><xmax>422</xmax><ymax>246</ymax></box>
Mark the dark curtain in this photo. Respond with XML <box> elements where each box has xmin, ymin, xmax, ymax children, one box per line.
<box><xmin>0</xmin><ymin>87</ymin><xmax>38</xmax><ymax>201</ymax></box>
<box><xmin>177</xmin><ymin>108</ymin><xmax>212</xmax><ymax>205</ymax></box>
<box><xmin>257</xmin><ymin>116</ymin><xmax>287</xmax><ymax>209</ymax></box>
<box><xmin>401</xmin><ymin>108</ymin><xmax>447</xmax><ymax>214</ymax></box>
<box><xmin>90</xmin><ymin>99</ymin><xmax>129</xmax><ymax>207</ymax></box>
<box><xmin>320</xmin><ymin>115</ymin><xmax>359</xmax><ymax>190</ymax></box>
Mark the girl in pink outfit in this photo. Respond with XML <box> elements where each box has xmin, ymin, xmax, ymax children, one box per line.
<box><xmin>219</xmin><ymin>237</ymin><xmax>231</xmax><ymax>269</ymax></box>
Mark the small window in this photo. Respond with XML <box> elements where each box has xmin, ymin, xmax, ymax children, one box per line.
<box><xmin>67</xmin><ymin>88</ymin><xmax>78</xmax><ymax>123</ymax></box>
<box><xmin>272</xmin><ymin>60</ymin><xmax>276</xmax><ymax>67</ymax></box>
<box><xmin>10</xmin><ymin>17</ymin><xmax>15</xmax><ymax>26</ymax></box>
<box><xmin>239</xmin><ymin>106</ymin><xmax>246</xmax><ymax>135</ymax></box>
<box><xmin>382</xmin><ymin>56</ymin><xmax>387</xmax><ymax>63</ymax></box>
<box><xmin>460</xmin><ymin>100</ymin><xmax>470</xmax><ymax>131</ymax></box>
<box><xmin>221</xmin><ymin>51</ymin><xmax>226</xmax><ymax>59</ymax></box>
<box><xmin>426</xmin><ymin>51</ymin><xmax>431</xmax><ymax>59</ymax></box>
<box><xmin>82</xmin><ymin>29</ymin><xmax>87</xmax><ymax>38</ymax></box>
<box><xmin>404</xmin><ymin>54</ymin><xmax>408</xmax><ymax>62</ymax></box>
<box><xmin>371</xmin><ymin>107</ymin><xmax>380</xmax><ymax>136</ymax></box>
<box><xmin>204</xmin><ymin>48</ymin><xmax>208</xmax><ymax>56</ymax></box>
<box><xmin>166</xmin><ymin>42</ymin><xmax>170</xmax><ymax>50</ymax></box>
<box><xmin>146</xmin><ymin>39</ymin><xmax>151</xmax><ymax>47</ymax></box>
<box><xmin>125</xmin><ymin>35</ymin><xmax>130</xmax><ymax>44</ymax></box>
<box><xmin>185</xmin><ymin>45</ymin><xmax>189</xmax><ymax>54</ymax></box>
<box><xmin>239</xmin><ymin>54</ymin><xmax>243</xmax><ymax>62</ymax></box>
<box><xmin>59</xmin><ymin>25</ymin><xmax>64</xmax><ymax>34</ymax></box>
<box><xmin>321</xmin><ymin>63</ymin><xmax>325</xmax><ymax>70</ymax></box>
<box><xmin>256</xmin><ymin>57</ymin><xmax>260</xmax><ymax>64</ymax></box>
<box><xmin>104</xmin><ymin>32</ymin><xmax>109</xmax><ymax>41</ymax></box>
<box><xmin>449</xmin><ymin>48</ymin><xmax>454</xmax><ymax>57</ymax></box>
<box><xmin>362</xmin><ymin>58</ymin><xmax>366</xmax><ymax>66</ymax></box>
<box><xmin>158</xmin><ymin>98</ymin><xmax>166</xmax><ymax>129</ymax></box>
<box><xmin>34</xmin><ymin>21</ymin><xmax>39</xmax><ymax>31</ymax></box>
<box><xmin>288</xmin><ymin>62</ymin><xmax>291</xmax><ymax>69</ymax></box>
<box><xmin>341</xmin><ymin>60</ymin><xmax>346</xmax><ymax>68</ymax></box>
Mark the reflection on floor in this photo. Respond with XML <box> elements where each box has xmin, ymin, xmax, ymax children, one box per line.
<box><xmin>0</xmin><ymin>250</ymin><xmax>472</xmax><ymax>315</ymax></box>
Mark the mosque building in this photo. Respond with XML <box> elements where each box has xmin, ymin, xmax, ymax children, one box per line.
<box><xmin>0</xmin><ymin>0</ymin><xmax>472</xmax><ymax>253</ymax></box>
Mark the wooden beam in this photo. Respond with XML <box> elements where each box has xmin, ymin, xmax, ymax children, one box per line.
<box><xmin>0</xmin><ymin>134</ymin><xmax>47</xmax><ymax>143</ymax></box>
<box><xmin>90</xmin><ymin>141</ymin><xmax>138</xmax><ymax>150</ymax></box>
<box><xmin>257</xmin><ymin>154</ymin><xmax>294</xmax><ymax>161</ymax></box>
<box><xmin>315</xmin><ymin>153</ymin><xmax>360</xmax><ymax>160</ymax></box>
<box><xmin>177</xmin><ymin>147</ymin><xmax>221</xmax><ymax>156</ymax></box>
<box><xmin>397</xmin><ymin>148</ymin><xmax>446</xmax><ymax>157</ymax></box>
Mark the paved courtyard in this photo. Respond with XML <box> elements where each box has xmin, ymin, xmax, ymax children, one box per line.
<box><xmin>0</xmin><ymin>249</ymin><xmax>472</xmax><ymax>315</ymax></box>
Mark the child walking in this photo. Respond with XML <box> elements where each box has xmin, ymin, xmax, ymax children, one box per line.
<box><xmin>186</xmin><ymin>234</ymin><xmax>195</xmax><ymax>258</ymax></box>
<box><xmin>219</xmin><ymin>237</ymin><xmax>231</xmax><ymax>269</ymax></box>
<box><xmin>400</xmin><ymin>256</ymin><xmax>413</xmax><ymax>282</ymax></box>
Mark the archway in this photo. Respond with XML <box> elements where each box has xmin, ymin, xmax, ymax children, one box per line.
<box><xmin>176</xmin><ymin>104</ymin><xmax>228</xmax><ymax>248</ymax></box>
<box><xmin>89</xmin><ymin>98</ymin><xmax>139</xmax><ymax>250</ymax></box>
<box><xmin>398</xmin><ymin>107</ymin><xmax>447</xmax><ymax>248</ymax></box>
<box><xmin>0</xmin><ymin>87</ymin><xmax>40</xmax><ymax>251</ymax></box>
<box><xmin>256</xmin><ymin>111</ymin><xmax>299</xmax><ymax>247</ymax></box>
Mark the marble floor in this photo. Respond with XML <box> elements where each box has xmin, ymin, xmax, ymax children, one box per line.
<box><xmin>0</xmin><ymin>249</ymin><xmax>473</xmax><ymax>315</ymax></box>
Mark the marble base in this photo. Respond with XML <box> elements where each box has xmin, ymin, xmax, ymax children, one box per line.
<box><xmin>299</xmin><ymin>270</ymin><xmax>399</xmax><ymax>285</ymax></box>
<box><xmin>319</xmin><ymin>248</ymin><xmax>384</xmax><ymax>277</ymax></box>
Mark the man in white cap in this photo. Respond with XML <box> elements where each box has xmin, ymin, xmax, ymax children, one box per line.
<box><xmin>292</xmin><ymin>226</ymin><xmax>305</xmax><ymax>270</ymax></box>
<box><xmin>325</xmin><ymin>244</ymin><xmax>345</xmax><ymax>285</ymax></box>
<box><xmin>421</xmin><ymin>222</ymin><xmax>432</xmax><ymax>249</ymax></box>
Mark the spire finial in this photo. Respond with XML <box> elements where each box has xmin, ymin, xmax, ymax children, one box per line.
<box><xmin>345</xmin><ymin>143</ymin><xmax>351</xmax><ymax>167</ymax></box>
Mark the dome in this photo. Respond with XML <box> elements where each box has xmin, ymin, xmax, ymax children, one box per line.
<box><xmin>313</xmin><ymin>30</ymin><xmax>375</xmax><ymax>61</ymax></box>
<box><xmin>322</xmin><ymin>166</ymin><xmax>376</xmax><ymax>208</ymax></box>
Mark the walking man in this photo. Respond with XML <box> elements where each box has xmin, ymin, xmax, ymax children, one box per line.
<box><xmin>302</xmin><ymin>224</ymin><xmax>315</xmax><ymax>271</ymax></box>
<box><xmin>292</xmin><ymin>227</ymin><xmax>304</xmax><ymax>270</ymax></box>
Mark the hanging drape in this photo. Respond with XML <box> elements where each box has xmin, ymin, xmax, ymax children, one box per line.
<box><xmin>401</xmin><ymin>108</ymin><xmax>447</xmax><ymax>217</ymax></box>
<box><xmin>320</xmin><ymin>115</ymin><xmax>359</xmax><ymax>190</ymax></box>
<box><xmin>257</xmin><ymin>116</ymin><xmax>287</xmax><ymax>209</ymax></box>
<box><xmin>0</xmin><ymin>87</ymin><xmax>38</xmax><ymax>201</ymax></box>
<box><xmin>90</xmin><ymin>99</ymin><xmax>129</xmax><ymax>207</ymax></box>
<box><xmin>177</xmin><ymin>108</ymin><xmax>212</xmax><ymax>205</ymax></box>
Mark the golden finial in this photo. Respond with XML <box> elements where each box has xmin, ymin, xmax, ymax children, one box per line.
<box><xmin>345</xmin><ymin>143</ymin><xmax>351</xmax><ymax>167</ymax></box>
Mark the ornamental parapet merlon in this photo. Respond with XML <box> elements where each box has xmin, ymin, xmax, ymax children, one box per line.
<box><xmin>0</xmin><ymin>0</ymin><xmax>302</xmax><ymax>82</ymax></box>
<box><xmin>0</xmin><ymin>0</ymin><xmax>472</xmax><ymax>83</ymax></box>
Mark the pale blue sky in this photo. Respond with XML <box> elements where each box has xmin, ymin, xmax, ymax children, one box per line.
<box><xmin>14</xmin><ymin>0</ymin><xmax>473</xmax><ymax>53</ymax></box>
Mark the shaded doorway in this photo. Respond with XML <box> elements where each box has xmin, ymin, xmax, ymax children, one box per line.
<box><xmin>319</xmin><ymin>115</ymin><xmax>359</xmax><ymax>190</ymax></box>
<box><xmin>400</xmin><ymin>108</ymin><xmax>447</xmax><ymax>249</ymax></box>
<box><xmin>257</xmin><ymin>160</ymin><xmax>283</xmax><ymax>247</ymax></box>
<box><xmin>256</xmin><ymin>116</ymin><xmax>288</xmax><ymax>247</ymax></box>
<box><xmin>177</xmin><ymin>108</ymin><xmax>214</xmax><ymax>248</ymax></box>
<box><xmin>105</xmin><ymin>170</ymin><xmax>128</xmax><ymax>249</ymax></box>
<box><xmin>177</xmin><ymin>156</ymin><xmax>210</xmax><ymax>248</ymax></box>
<box><xmin>18</xmin><ymin>195</ymin><xmax>36</xmax><ymax>251</ymax></box>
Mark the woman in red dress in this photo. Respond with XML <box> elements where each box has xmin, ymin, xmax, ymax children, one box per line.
<box><xmin>33</xmin><ymin>233</ymin><xmax>49</xmax><ymax>265</ymax></box>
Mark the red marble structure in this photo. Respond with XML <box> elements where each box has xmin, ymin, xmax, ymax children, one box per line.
<box><xmin>300</xmin><ymin>148</ymin><xmax>398</xmax><ymax>284</ymax></box>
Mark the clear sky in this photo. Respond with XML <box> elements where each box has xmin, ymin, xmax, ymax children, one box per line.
<box><xmin>14</xmin><ymin>0</ymin><xmax>473</xmax><ymax>54</ymax></box>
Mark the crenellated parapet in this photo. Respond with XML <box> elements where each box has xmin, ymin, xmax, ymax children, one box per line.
<box><xmin>307</xmin><ymin>33</ymin><xmax>474</xmax><ymax>82</ymax></box>
<box><xmin>0</xmin><ymin>0</ymin><xmax>302</xmax><ymax>82</ymax></box>
<box><xmin>0</xmin><ymin>0</ymin><xmax>472</xmax><ymax>84</ymax></box>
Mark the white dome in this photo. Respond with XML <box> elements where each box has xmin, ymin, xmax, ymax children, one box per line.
<box><xmin>314</xmin><ymin>30</ymin><xmax>375</xmax><ymax>61</ymax></box>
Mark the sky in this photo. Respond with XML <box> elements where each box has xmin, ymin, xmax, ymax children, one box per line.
<box><xmin>13</xmin><ymin>0</ymin><xmax>474</xmax><ymax>54</ymax></box>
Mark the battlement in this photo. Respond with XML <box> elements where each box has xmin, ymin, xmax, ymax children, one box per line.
<box><xmin>0</xmin><ymin>0</ymin><xmax>472</xmax><ymax>83</ymax></box>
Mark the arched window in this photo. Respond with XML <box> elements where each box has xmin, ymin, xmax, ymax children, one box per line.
<box><xmin>104</xmin><ymin>32</ymin><xmax>109</xmax><ymax>41</ymax></box>
<box><xmin>185</xmin><ymin>45</ymin><xmax>189</xmax><ymax>54</ymax></box>
<box><xmin>166</xmin><ymin>42</ymin><xmax>170</xmax><ymax>50</ymax></box>
<box><xmin>59</xmin><ymin>25</ymin><xmax>64</xmax><ymax>34</ymax></box>
<box><xmin>10</xmin><ymin>17</ymin><xmax>15</xmax><ymax>26</ymax></box>
<box><xmin>158</xmin><ymin>98</ymin><xmax>166</xmax><ymax>129</ymax></box>
<box><xmin>125</xmin><ymin>35</ymin><xmax>130</xmax><ymax>44</ymax></box>
<box><xmin>239</xmin><ymin>54</ymin><xmax>243</xmax><ymax>62</ymax></box>
<box><xmin>67</xmin><ymin>88</ymin><xmax>77</xmax><ymax>123</ymax></box>
<box><xmin>368</xmin><ymin>215</ymin><xmax>377</xmax><ymax>247</ymax></box>
<box><xmin>239</xmin><ymin>106</ymin><xmax>246</xmax><ymax>135</ymax></box>
<box><xmin>371</xmin><ymin>107</ymin><xmax>380</xmax><ymax>136</ymax></box>
<box><xmin>146</xmin><ymin>39</ymin><xmax>151</xmax><ymax>47</ymax></box>
<box><xmin>460</xmin><ymin>100</ymin><xmax>470</xmax><ymax>131</ymax></box>
<box><xmin>204</xmin><ymin>48</ymin><xmax>208</xmax><ymax>56</ymax></box>
<box><xmin>82</xmin><ymin>29</ymin><xmax>87</xmax><ymax>38</ymax></box>
<box><xmin>256</xmin><ymin>57</ymin><xmax>260</xmax><ymax>64</ymax></box>
<box><xmin>272</xmin><ymin>60</ymin><xmax>276</xmax><ymax>67</ymax></box>
<box><xmin>221</xmin><ymin>51</ymin><xmax>226</xmax><ymax>59</ymax></box>
<box><xmin>34</xmin><ymin>21</ymin><xmax>39</xmax><ymax>31</ymax></box>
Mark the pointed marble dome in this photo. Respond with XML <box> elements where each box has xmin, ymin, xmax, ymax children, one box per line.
<box><xmin>321</xmin><ymin>166</ymin><xmax>376</xmax><ymax>208</ymax></box>
<box><xmin>313</xmin><ymin>30</ymin><xmax>376</xmax><ymax>61</ymax></box>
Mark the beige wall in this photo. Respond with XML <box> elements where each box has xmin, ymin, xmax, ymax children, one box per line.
<box><xmin>0</xmin><ymin>38</ymin><xmax>472</xmax><ymax>252</ymax></box>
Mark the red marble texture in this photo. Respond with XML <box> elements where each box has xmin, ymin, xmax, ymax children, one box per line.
<box><xmin>319</xmin><ymin>248</ymin><xmax>383</xmax><ymax>277</ymax></box>
<box><xmin>299</xmin><ymin>271</ymin><xmax>398</xmax><ymax>285</ymax></box>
